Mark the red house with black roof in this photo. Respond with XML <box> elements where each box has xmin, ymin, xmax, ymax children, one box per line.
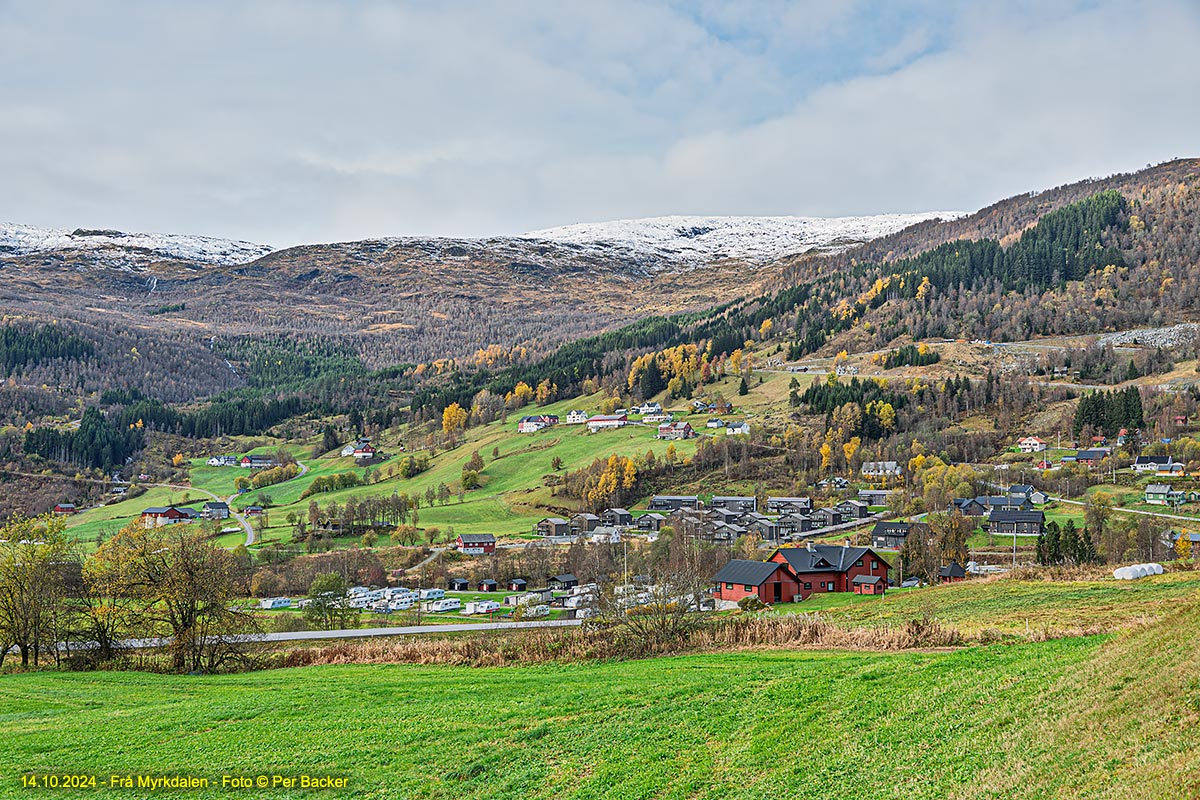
<box><xmin>768</xmin><ymin>541</ymin><xmax>890</xmax><ymax>600</ymax></box>
<box><xmin>456</xmin><ymin>533</ymin><xmax>496</xmax><ymax>555</ymax></box>
<box><xmin>712</xmin><ymin>559</ymin><xmax>799</xmax><ymax>605</ymax></box>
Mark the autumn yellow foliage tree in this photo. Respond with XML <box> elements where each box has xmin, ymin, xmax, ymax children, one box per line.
<box><xmin>505</xmin><ymin>381</ymin><xmax>535</xmax><ymax>409</ymax></box>
<box><xmin>535</xmin><ymin>378</ymin><xmax>557</xmax><ymax>405</ymax></box>
<box><xmin>442</xmin><ymin>402</ymin><xmax>467</xmax><ymax>435</ymax></box>
<box><xmin>842</xmin><ymin>436</ymin><xmax>861</xmax><ymax>465</ymax></box>
<box><xmin>1175</xmin><ymin>532</ymin><xmax>1193</xmax><ymax>561</ymax></box>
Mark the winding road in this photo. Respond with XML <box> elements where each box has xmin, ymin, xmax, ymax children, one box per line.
<box><xmin>1</xmin><ymin>459</ymin><xmax>309</xmax><ymax>548</ymax></box>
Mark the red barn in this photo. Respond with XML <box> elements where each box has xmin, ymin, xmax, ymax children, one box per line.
<box><xmin>53</xmin><ymin>503</ymin><xmax>77</xmax><ymax>515</ymax></box>
<box><xmin>712</xmin><ymin>559</ymin><xmax>799</xmax><ymax>605</ymax></box>
<box><xmin>768</xmin><ymin>542</ymin><xmax>890</xmax><ymax>601</ymax></box>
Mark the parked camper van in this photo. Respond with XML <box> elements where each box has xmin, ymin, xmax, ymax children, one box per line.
<box><xmin>259</xmin><ymin>597</ymin><xmax>291</xmax><ymax>610</ymax></box>
<box><xmin>388</xmin><ymin>597</ymin><xmax>414</xmax><ymax>611</ymax></box>
<box><xmin>463</xmin><ymin>600</ymin><xmax>502</xmax><ymax>615</ymax></box>
<box><xmin>418</xmin><ymin>588</ymin><xmax>445</xmax><ymax>601</ymax></box>
<box><xmin>427</xmin><ymin>598</ymin><xmax>462</xmax><ymax>613</ymax></box>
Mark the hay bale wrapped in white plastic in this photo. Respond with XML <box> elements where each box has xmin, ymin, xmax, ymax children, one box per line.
<box><xmin>1113</xmin><ymin>563</ymin><xmax>1163</xmax><ymax>580</ymax></box>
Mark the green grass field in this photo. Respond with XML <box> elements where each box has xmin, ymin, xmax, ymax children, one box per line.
<box><xmin>65</xmin><ymin>397</ymin><xmax>705</xmax><ymax>548</ymax></box>
<box><xmin>61</xmin><ymin>486</ymin><xmax>210</xmax><ymax>548</ymax></box>
<box><xmin>807</xmin><ymin>570</ymin><xmax>1200</xmax><ymax>635</ymax></box>
<box><xmin>4</xmin><ymin>610</ymin><xmax>1198</xmax><ymax>799</ymax></box>
<box><xmin>4</xmin><ymin>572</ymin><xmax>1200</xmax><ymax>797</ymax></box>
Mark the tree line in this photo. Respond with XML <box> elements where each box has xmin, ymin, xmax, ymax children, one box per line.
<box><xmin>0</xmin><ymin>515</ymin><xmax>255</xmax><ymax>672</ymax></box>
<box><xmin>0</xmin><ymin>323</ymin><xmax>93</xmax><ymax>375</ymax></box>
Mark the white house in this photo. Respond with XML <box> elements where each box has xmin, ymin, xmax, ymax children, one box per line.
<box><xmin>1018</xmin><ymin>436</ymin><xmax>1048</xmax><ymax>453</ymax></box>
<box><xmin>861</xmin><ymin>461</ymin><xmax>902</xmax><ymax>477</ymax></box>
<box><xmin>643</xmin><ymin>412</ymin><xmax>673</xmax><ymax>424</ymax></box>
<box><xmin>587</xmin><ymin>414</ymin><xmax>628</xmax><ymax>432</ymax></box>
<box><xmin>725</xmin><ymin>421</ymin><xmax>751</xmax><ymax>436</ymax></box>
<box><xmin>1133</xmin><ymin>455</ymin><xmax>1174</xmax><ymax>473</ymax></box>
<box><xmin>634</xmin><ymin>402</ymin><xmax>663</xmax><ymax>415</ymax></box>
<box><xmin>1008</xmin><ymin>484</ymin><xmax>1049</xmax><ymax>505</ymax></box>
<box><xmin>564</xmin><ymin>409</ymin><xmax>589</xmax><ymax>425</ymax></box>
<box><xmin>206</xmin><ymin>455</ymin><xmax>238</xmax><ymax>467</ymax></box>
<box><xmin>518</xmin><ymin>414</ymin><xmax>558</xmax><ymax>433</ymax></box>
<box><xmin>706</xmin><ymin>418</ymin><xmax>724</xmax><ymax>428</ymax></box>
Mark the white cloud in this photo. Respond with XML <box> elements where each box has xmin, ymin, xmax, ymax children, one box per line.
<box><xmin>0</xmin><ymin>0</ymin><xmax>1195</xmax><ymax>246</ymax></box>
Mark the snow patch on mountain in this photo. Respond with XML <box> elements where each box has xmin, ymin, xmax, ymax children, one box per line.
<box><xmin>522</xmin><ymin>213</ymin><xmax>965</xmax><ymax>265</ymax></box>
<box><xmin>0</xmin><ymin>222</ymin><xmax>273</xmax><ymax>268</ymax></box>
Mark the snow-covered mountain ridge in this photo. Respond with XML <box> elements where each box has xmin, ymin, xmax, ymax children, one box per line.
<box><xmin>0</xmin><ymin>222</ymin><xmax>273</xmax><ymax>268</ymax></box>
<box><xmin>522</xmin><ymin>212</ymin><xmax>965</xmax><ymax>265</ymax></box>
<box><xmin>1</xmin><ymin>211</ymin><xmax>964</xmax><ymax>273</ymax></box>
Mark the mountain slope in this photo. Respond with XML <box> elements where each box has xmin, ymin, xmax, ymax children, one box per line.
<box><xmin>523</xmin><ymin>212</ymin><xmax>962</xmax><ymax>266</ymax></box>
<box><xmin>0</xmin><ymin>212</ymin><xmax>954</xmax><ymax>401</ymax></box>
<box><xmin>0</xmin><ymin>222</ymin><xmax>273</xmax><ymax>269</ymax></box>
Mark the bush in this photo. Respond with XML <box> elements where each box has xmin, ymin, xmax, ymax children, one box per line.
<box><xmin>270</xmin><ymin>614</ymin><xmax>311</xmax><ymax>634</ymax></box>
<box><xmin>737</xmin><ymin>595</ymin><xmax>769</xmax><ymax>613</ymax></box>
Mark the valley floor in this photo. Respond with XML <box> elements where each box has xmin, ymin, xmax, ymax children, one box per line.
<box><xmin>3</xmin><ymin>580</ymin><xmax>1199</xmax><ymax>799</ymax></box>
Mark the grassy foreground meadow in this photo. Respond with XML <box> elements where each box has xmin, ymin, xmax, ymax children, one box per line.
<box><xmin>3</xmin><ymin>583</ymin><xmax>1200</xmax><ymax>799</ymax></box>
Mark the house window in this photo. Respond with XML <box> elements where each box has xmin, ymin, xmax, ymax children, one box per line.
<box><xmin>804</xmin><ymin>583</ymin><xmax>811</xmax><ymax>590</ymax></box>
<box><xmin>855</xmin><ymin>559</ymin><xmax>863</xmax><ymax>567</ymax></box>
<box><xmin>725</xmin><ymin>583</ymin><xmax>733</xmax><ymax>590</ymax></box>
<box><xmin>744</xmin><ymin>585</ymin><xmax>754</xmax><ymax>592</ymax></box>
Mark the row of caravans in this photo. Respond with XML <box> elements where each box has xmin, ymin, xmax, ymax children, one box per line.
<box><xmin>265</xmin><ymin>584</ymin><xmax>577</xmax><ymax>617</ymax></box>
<box><xmin>347</xmin><ymin>586</ymin><xmax>508</xmax><ymax>615</ymax></box>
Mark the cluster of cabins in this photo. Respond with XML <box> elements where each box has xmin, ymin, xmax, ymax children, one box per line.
<box><xmin>527</xmin><ymin>493</ymin><xmax>878</xmax><ymax>547</ymax></box>
<box><xmin>947</xmin><ymin>485</ymin><xmax>1048</xmax><ymax>535</ymax></box>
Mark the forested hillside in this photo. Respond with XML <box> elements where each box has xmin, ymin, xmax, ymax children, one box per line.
<box><xmin>2</xmin><ymin>159</ymin><xmax>1199</xmax><ymax>515</ymax></box>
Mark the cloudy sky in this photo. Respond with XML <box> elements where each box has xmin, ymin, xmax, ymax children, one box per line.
<box><xmin>1</xmin><ymin>0</ymin><xmax>1197</xmax><ymax>246</ymax></box>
